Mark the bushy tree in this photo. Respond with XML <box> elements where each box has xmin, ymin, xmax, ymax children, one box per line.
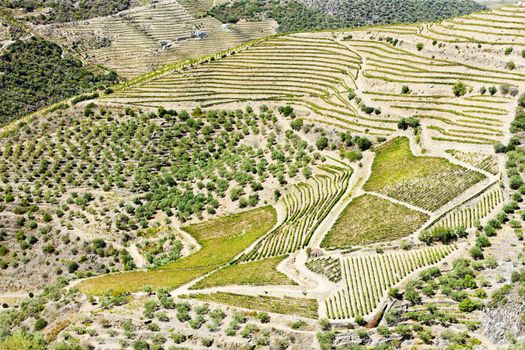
<box><xmin>452</xmin><ymin>81</ymin><xmax>467</xmax><ymax>97</ymax></box>
<box><xmin>316</xmin><ymin>137</ymin><xmax>329</xmax><ymax>150</ymax></box>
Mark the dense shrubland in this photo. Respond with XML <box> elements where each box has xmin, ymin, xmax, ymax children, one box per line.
<box><xmin>302</xmin><ymin>0</ymin><xmax>484</xmax><ymax>27</ymax></box>
<box><xmin>0</xmin><ymin>37</ymin><xmax>117</xmax><ymax>125</ymax></box>
<box><xmin>208</xmin><ymin>0</ymin><xmax>348</xmax><ymax>33</ymax></box>
<box><xmin>2</xmin><ymin>0</ymin><xmax>131</xmax><ymax>23</ymax></box>
<box><xmin>208</xmin><ymin>0</ymin><xmax>484</xmax><ymax>33</ymax></box>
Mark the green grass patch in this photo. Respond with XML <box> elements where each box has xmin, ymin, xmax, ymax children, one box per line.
<box><xmin>185</xmin><ymin>292</ymin><xmax>318</xmax><ymax>319</ymax></box>
<box><xmin>363</xmin><ymin>137</ymin><xmax>485</xmax><ymax>211</ymax></box>
<box><xmin>321</xmin><ymin>194</ymin><xmax>429</xmax><ymax>247</ymax></box>
<box><xmin>192</xmin><ymin>256</ymin><xmax>296</xmax><ymax>289</ymax></box>
<box><xmin>78</xmin><ymin>206</ymin><xmax>277</xmax><ymax>295</ymax></box>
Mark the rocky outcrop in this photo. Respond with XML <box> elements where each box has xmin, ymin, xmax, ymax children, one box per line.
<box><xmin>483</xmin><ymin>290</ymin><xmax>525</xmax><ymax>344</ymax></box>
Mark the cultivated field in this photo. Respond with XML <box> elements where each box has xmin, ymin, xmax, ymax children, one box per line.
<box><xmin>38</xmin><ymin>0</ymin><xmax>276</xmax><ymax>78</ymax></box>
<box><xmin>3</xmin><ymin>2</ymin><xmax>525</xmax><ymax>349</ymax></box>
<box><xmin>321</xmin><ymin>193</ymin><xmax>429</xmax><ymax>248</ymax></box>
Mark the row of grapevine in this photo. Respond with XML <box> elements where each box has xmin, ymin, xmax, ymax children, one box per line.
<box><xmin>420</xmin><ymin>5</ymin><xmax>525</xmax><ymax>46</ymax></box>
<box><xmin>347</xmin><ymin>30</ymin><xmax>517</xmax><ymax>146</ymax></box>
<box><xmin>43</xmin><ymin>0</ymin><xmax>274</xmax><ymax>78</ymax></box>
<box><xmin>106</xmin><ymin>34</ymin><xmax>405</xmax><ymax>136</ymax></box>
<box><xmin>446</xmin><ymin>149</ymin><xmax>499</xmax><ymax>175</ymax></box>
<box><xmin>433</xmin><ymin>186</ymin><xmax>504</xmax><ymax>229</ymax></box>
<box><xmin>325</xmin><ymin>245</ymin><xmax>457</xmax><ymax>319</ymax></box>
<box><xmin>305</xmin><ymin>256</ymin><xmax>342</xmax><ymax>283</ymax></box>
<box><xmin>241</xmin><ymin>165</ymin><xmax>352</xmax><ymax>261</ymax></box>
<box><xmin>377</xmin><ymin>168</ymin><xmax>485</xmax><ymax>212</ymax></box>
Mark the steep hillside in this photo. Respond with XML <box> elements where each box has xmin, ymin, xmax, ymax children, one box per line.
<box><xmin>1</xmin><ymin>0</ymin><xmax>134</xmax><ymax>23</ymax></box>
<box><xmin>0</xmin><ymin>0</ymin><xmax>274</xmax><ymax>125</ymax></box>
<box><xmin>2</xmin><ymin>3</ymin><xmax>525</xmax><ymax>350</ymax></box>
<box><xmin>0</xmin><ymin>37</ymin><xmax>116</xmax><ymax>125</ymax></box>
<box><xmin>301</xmin><ymin>0</ymin><xmax>485</xmax><ymax>26</ymax></box>
<box><xmin>38</xmin><ymin>0</ymin><xmax>277</xmax><ymax>78</ymax></box>
<box><xmin>208</xmin><ymin>0</ymin><xmax>485</xmax><ymax>33</ymax></box>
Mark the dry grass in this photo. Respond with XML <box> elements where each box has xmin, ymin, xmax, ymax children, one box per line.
<box><xmin>185</xmin><ymin>292</ymin><xmax>319</xmax><ymax>319</ymax></box>
<box><xmin>78</xmin><ymin>206</ymin><xmax>277</xmax><ymax>295</ymax></box>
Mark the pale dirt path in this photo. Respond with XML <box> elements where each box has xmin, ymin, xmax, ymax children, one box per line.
<box><xmin>173</xmin><ymin>224</ymin><xmax>201</xmax><ymax>257</ymax></box>
<box><xmin>129</xmin><ymin>244</ymin><xmax>147</xmax><ymax>268</ymax></box>
<box><xmin>277</xmin><ymin>251</ymin><xmax>322</xmax><ymax>291</ymax></box>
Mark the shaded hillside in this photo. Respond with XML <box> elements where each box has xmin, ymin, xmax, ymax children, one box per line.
<box><xmin>302</xmin><ymin>0</ymin><xmax>485</xmax><ymax>26</ymax></box>
<box><xmin>0</xmin><ymin>37</ymin><xmax>117</xmax><ymax>125</ymax></box>
<box><xmin>1</xmin><ymin>0</ymin><xmax>132</xmax><ymax>24</ymax></box>
<box><xmin>208</xmin><ymin>0</ymin><xmax>348</xmax><ymax>32</ymax></box>
<box><xmin>208</xmin><ymin>0</ymin><xmax>485</xmax><ymax>32</ymax></box>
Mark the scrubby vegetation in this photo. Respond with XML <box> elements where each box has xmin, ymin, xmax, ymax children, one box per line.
<box><xmin>78</xmin><ymin>206</ymin><xmax>276</xmax><ymax>294</ymax></box>
<box><xmin>208</xmin><ymin>0</ymin><xmax>348</xmax><ymax>33</ymax></box>
<box><xmin>0</xmin><ymin>37</ymin><xmax>117</xmax><ymax>125</ymax></box>
<box><xmin>2</xmin><ymin>0</ymin><xmax>132</xmax><ymax>23</ymax></box>
<box><xmin>208</xmin><ymin>0</ymin><xmax>484</xmax><ymax>33</ymax></box>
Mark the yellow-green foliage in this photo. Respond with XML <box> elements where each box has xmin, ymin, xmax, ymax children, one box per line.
<box><xmin>364</xmin><ymin>137</ymin><xmax>485</xmax><ymax>211</ymax></box>
<box><xmin>78</xmin><ymin>206</ymin><xmax>276</xmax><ymax>295</ymax></box>
<box><xmin>192</xmin><ymin>256</ymin><xmax>295</xmax><ymax>289</ymax></box>
<box><xmin>0</xmin><ymin>331</ymin><xmax>46</xmax><ymax>350</ymax></box>
<box><xmin>186</xmin><ymin>292</ymin><xmax>318</xmax><ymax>319</ymax></box>
<box><xmin>321</xmin><ymin>194</ymin><xmax>429</xmax><ymax>247</ymax></box>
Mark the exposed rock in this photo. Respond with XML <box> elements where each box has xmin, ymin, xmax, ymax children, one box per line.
<box><xmin>483</xmin><ymin>289</ymin><xmax>525</xmax><ymax>344</ymax></box>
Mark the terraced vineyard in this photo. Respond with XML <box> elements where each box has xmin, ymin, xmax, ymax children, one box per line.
<box><xmin>242</xmin><ymin>164</ymin><xmax>352</xmax><ymax>261</ymax></box>
<box><xmin>41</xmin><ymin>0</ymin><xmax>275</xmax><ymax>78</ymax></box>
<box><xmin>321</xmin><ymin>193</ymin><xmax>430</xmax><ymax>248</ymax></box>
<box><xmin>446</xmin><ymin>149</ymin><xmax>500</xmax><ymax>175</ymax></box>
<box><xmin>363</xmin><ymin>90</ymin><xmax>510</xmax><ymax>146</ymax></box>
<box><xmin>364</xmin><ymin>137</ymin><xmax>486</xmax><ymax>211</ymax></box>
<box><xmin>101</xmin><ymin>12</ymin><xmax>524</xmax><ymax>147</ymax></box>
<box><xmin>421</xmin><ymin>5</ymin><xmax>525</xmax><ymax>46</ymax></box>
<box><xmin>106</xmin><ymin>34</ymin><xmax>403</xmax><ymax>135</ymax></box>
<box><xmin>324</xmin><ymin>245</ymin><xmax>457</xmax><ymax>320</ymax></box>
<box><xmin>305</xmin><ymin>256</ymin><xmax>342</xmax><ymax>283</ymax></box>
<box><xmin>433</xmin><ymin>185</ymin><xmax>505</xmax><ymax>229</ymax></box>
<box><xmin>2</xmin><ymin>2</ymin><xmax>524</xmax><ymax>349</ymax></box>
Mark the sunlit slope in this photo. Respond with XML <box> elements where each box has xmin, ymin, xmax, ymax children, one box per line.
<box><xmin>103</xmin><ymin>5</ymin><xmax>525</xmax><ymax>150</ymax></box>
<box><xmin>40</xmin><ymin>0</ymin><xmax>275</xmax><ymax>78</ymax></box>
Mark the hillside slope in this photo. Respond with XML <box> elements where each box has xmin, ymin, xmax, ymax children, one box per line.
<box><xmin>2</xmin><ymin>3</ymin><xmax>525</xmax><ymax>350</ymax></box>
<box><xmin>208</xmin><ymin>0</ymin><xmax>485</xmax><ymax>32</ymax></box>
<box><xmin>38</xmin><ymin>0</ymin><xmax>277</xmax><ymax>78</ymax></box>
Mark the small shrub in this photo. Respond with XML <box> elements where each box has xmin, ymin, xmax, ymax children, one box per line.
<box><xmin>201</xmin><ymin>338</ymin><xmax>213</xmax><ymax>347</ymax></box>
<box><xmin>34</xmin><ymin>318</ymin><xmax>48</xmax><ymax>331</ymax></box>
<box><xmin>256</xmin><ymin>312</ymin><xmax>270</xmax><ymax>323</ymax></box>
<box><xmin>171</xmin><ymin>333</ymin><xmax>186</xmax><ymax>344</ymax></box>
